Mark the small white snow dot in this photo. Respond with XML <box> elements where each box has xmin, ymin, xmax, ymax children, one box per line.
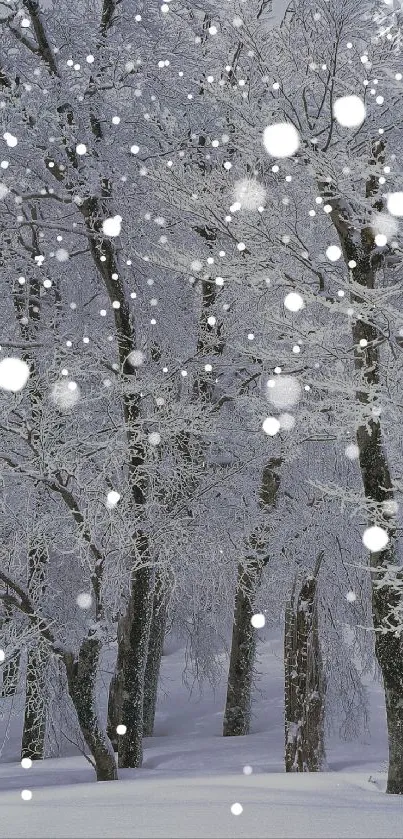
<box><xmin>346</xmin><ymin>591</ymin><xmax>356</xmax><ymax>603</ymax></box>
<box><xmin>56</xmin><ymin>248</ymin><xmax>69</xmax><ymax>262</ymax></box>
<box><xmin>127</xmin><ymin>350</ymin><xmax>145</xmax><ymax>367</ymax></box>
<box><xmin>326</xmin><ymin>245</ymin><xmax>342</xmax><ymax>262</ymax></box>
<box><xmin>112</xmin><ymin>116</ymin><xmax>121</xmax><ymax>125</ymax></box>
<box><xmin>243</xmin><ymin>765</ymin><xmax>253</xmax><ymax>775</ymax></box>
<box><xmin>102</xmin><ymin>215</ymin><xmax>122</xmax><ymax>237</ymax></box>
<box><xmin>262</xmin><ymin>417</ymin><xmax>280</xmax><ymax>436</ymax></box>
<box><xmin>131</xmin><ymin>144</ymin><xmax>140</xmax><ymax>155</ymax></box>
<box><xmin>362</xmin><ymin>526</ymin><xmax>389</xmax><ymax>552</ymax></box>
<box><xmin>190</xmin><ymin>259</ymin><xmax>202</xmax><ymax>273</ymax></box>
<box><xmin>76</xmin><ymin>592</ymin><xmax>92</xmax><ymax>609</ymax></box>
<box><xmin>21</xmin><ymin>758</ymin><xmax>32</xmax><ymax>769</ymax></box>
<box><xmin>284</xmin><ymin>292</ymin><xmax>304</xmax><ymax>312</ymax></box>
<box><xmin>86</xmin><ymin>55</ymin><xmax>95</xmax><ymax>63</ymax></box>
<box><xmin>116</xmin><ymin>724</ymin><xmax>127</xmax><ymax>735</ymax></box>
<box><xmin>0</xmin><ymin>649</ymin><xmax>5</xmax><ymax>663</ymax></box>
<box><xmin>207</xmin><ymin>316</ymin><xmax>216</xmax><ymax>326</ymax></box>
<box><xmin>21</xmin><ymin>790</ymin><xmax>32</xmax><ymax>801</ymax></box>
<box><xmin>345</xmin><ymin>443</ymin><xmax>359</xmax><ymax>460</ymax></box>
<box><xmin>231</xmin><ymin>803</ymin><xmax>243</xmax><ymax>816</ymax></box>
<box><xmin>251</xmin><ymin>613</ymin><xmax>265</xmax><ymax>629</ymax></box>
<box><xmin>148</xmin><ymin>432</ymin><xmax>161</xmax><ymax>446</ymax></box>
<box><xmin>3</xmin><ymin>132</ymin><xmax>18</xmax><ymax>148</ymax></box>
<box><xmin>106</xmin><ymin>490</ymin><xmax>121</xmax><ymax>509</ymax></box>
<box><xmin>279</xmin><ymin>412</ymin><xmax>295</xmax><ymax>430</ymax></box>
<box><xmin>0</xmin><ymin>357</ymin><xmax>30</xmax><ymax>392</ymax></box>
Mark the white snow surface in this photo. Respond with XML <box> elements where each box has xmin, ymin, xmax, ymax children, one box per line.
<box><xmin>1</xmin><ymin>634</ymin><xmax>402</xmax><ymax>838</ymax></box>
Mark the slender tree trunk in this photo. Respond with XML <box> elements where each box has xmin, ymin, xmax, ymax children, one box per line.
<box><xmin>284</xmin><ymin>557</ymin><xmax>326</xmax><ymax>772</ymax></box>
<box><xmin>1</xmin><ymin>651</ymin><xmax>20</xmax><ymax>697</ymax></box>
<box><xmin>21</xmin><ymin>648</ymin><xmax>47</xmax><ymax>760</ymax></box>
<box><xmin>143</xmin><ymin>575</ymin><xmax>169</xmax><ymax>737</ymax></box>
<box><xmin>328</xmin><ymin>160</ymin><xmax>403</xmax><ymax>792</ymax></box>
<box><xmin>65</xmin><ymin>638</ymin><xmax>118</xmax><ymax>782</ymax></box>
<box><xmin>223</xmin><ymin>558</ymin><xmax>263</xmax><ymax>736</ymax></box>
<box><xmin>117</xmin><ymin>562</ymin><xmax>154</xmax><ymax>768</ymax></box>
<box><xmin>223</xmin><ymin>459</ymin><xmax>281</xmax><ymax>736</ymax></box>
<box><xmin>21</xmin><ymin>540</ymin><xmax>48</xmax><ymax>761</ymax></box>
<box><xmin>107</xmin><ymin>669</ymin><xmax>121</xmax><ymax>753</ymax></box>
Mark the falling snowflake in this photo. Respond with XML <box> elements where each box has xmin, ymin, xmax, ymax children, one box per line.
<box><xmin>278</xmin><ymin>413</ymin><xmax>295</xmax><ymax>430</ymax></box>
<box><xmin>333</xmin><ymin>96</ymin><xmax>366</xmax><ymax>128</ymax></box>
<box><xmin>0</xmin><ymin>183</ymin><xmax>9</xmax><ymax>199</ymax></box>
<box><xmin>362</xmin><ymin>526</ymin><xmax>389</xmax><ymax>551</ymax></box>
<box><xmin>262</xmin><ymin>123</ymin><xmax>300</xmax><ymax>158</ymax></box>
<box><xmin>102</xmin><ymin>215</ymin><xmax>122</xmax><ymax>237</ymax></box>
<box><xmin>284</xmin><ymin>292</ymin><xmax>304</xmax><ymax>312</ymax></box>
<box><xmin>106</xmin><ymin>490</ymin><xmax>121</xmax><ymax>508</ymax></box>
<box><xmin>21</xmin><ymin>758</ymin><xmax>32</xmax><ymax>769</ymax></box>
<box><xmin>148</xmin><ymin>432</ymin><xmax>161</xmax><ymax>446</ymax></box>
<box><xmin>243</xmin><ymin>765</ymin><xmax>253</xmax><ymax>775</ymax></box>
<box><xmin>346</xmin><ymin>591</ymin><xmax>357</xmax><ymax>603</ymax></box>
<box><xmin>386</xmin><ymin>192</ymin><xmax>403</xmax><ymax>216</ymax></box>
<box><xmin>55</xmin><ymin>248</ymin><xmax>69</xmax><ymax>262</ymax></box>
<box><xmin>371</xmin><ymin>211</ymin><xmax>399</xmax><ymax>241</ymax></box>
<box><xmin>345</xmin><ymin>443</ymin><xmax>359</xmax><ymax>460</ymax></box>
<box><xmin>262</xmin><ymin>416</ymin><xmax>281</xmax><ymax>436</ymax></box>
<box><xmin>382</xmin><ymin>500</ymin><xmax>399</xmax><ymax>516</ymax></box>
<box><xmin>231</xmin><ymin>803</ymin><xmax>243</xmax><ymax>816</ymax></box>
<box><xmin>251</xmin><ymin>613</ymin><xmax>265</xmax><ymax>628</ymax></box>
<box><xmin>21</xmin><ymin>790</ymin><xmax>32</xmax><ymax>801</ymax></box>
<box><xmin>50</xmin><ymin>380</ymin><xmax>80</xmax><ymax>410</ymax></box>
<box><xmin>76</xmin><ymin>143</ymin><xmax>87</xmax><ymax>155</ymax></box>
<box><xmin>127</xmin><ymin>350</ymin><xmax>145</xmax><ymax>367</ymax></box>
<box><xmin>326</xmin><ymin>245</ymin><xmax>342</xmax><ymax>261</ymax></box>
<box><xmin>76</xmin><ymin>592</ymin><xmax>92</xmax><ymax>609</ymax></box>
<box><xmin>266</xmin><ymin>375</ymin><xmax>302</xmax><ymax>409</ymax></box>
<box><xmin>231</xmin><ymin>178</ymin><xmax>266</xmax><ymax>211</ymax></box>
<box><xmin>116</xmin><ymin>724</ymin><xmax>127</xmax><ymax>735</ymax></box>
<box><xmin>3</xmin><ymin>132</ymin><xmax>18</xmax><ymax>148</ymax></box>
<box><xmin>0</xmin><ymin>357</ymin><xmax>30</xmax><ymax>392</ymax></box>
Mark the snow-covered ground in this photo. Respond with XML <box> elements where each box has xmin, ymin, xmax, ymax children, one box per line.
<box><xmin>1</xmin><ymin>632</ymin><xmax>402</xmax><ymax>838</ymax></box>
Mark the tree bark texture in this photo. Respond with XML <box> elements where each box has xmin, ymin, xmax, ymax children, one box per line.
<box><xmin>328</xmin><ymin>162</ymin><xmax>403</xmax><ymax>792</ymax></box>
<box><xmin>223</xmin><ymin>459</ymin><xmax>281</xmax><ymax>736</ymax></box>
<box><xmin>284</xmin><ymin>560</ymin><xmax>326</xmax><ymax>772</ymax></box>
<box><xmin>65</xmin><ymin>638</ymin><xmax>118</xmax><ymax>781</ymax></box>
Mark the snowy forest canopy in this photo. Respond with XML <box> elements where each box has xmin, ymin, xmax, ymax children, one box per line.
<box><xmin>1</xmin><ymin>0</ymin><xmax>403</xmax><ymax>808</ymax></box>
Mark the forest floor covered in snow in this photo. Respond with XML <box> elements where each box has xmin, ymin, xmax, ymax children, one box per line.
<box><xmin>1</xmin><ymin>632</ymin><xmax>402</xmax><ymax>838</ymax></box>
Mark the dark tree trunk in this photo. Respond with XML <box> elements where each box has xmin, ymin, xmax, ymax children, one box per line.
<box><xmin>223</xmin><ymin>558</ymin><xmax>262</xmax><ymax>736</ymax></box>
<box><xmin>21</xmin><ymin>541</ymin><xmax>48</xmax><ymax>761</ymax></box>
<box><xmin>107</xmin><ymin>669</ymin><xmax>121</xmax><ymax>753</ymax></box>
<box><xmin>117</xmin><ymin>562</ymin><xmax>154</xmax><ymax>768</ymax></box>
<box><xmin>284</xmin><ymin>557</ymin><xmax>326</xmax><ymax>772</ymax></box>
<box><xmin>21</xmin><ymin>649</ymin><xmax>47</xmax><ymax>761</ymax></box>
<box><xmin>65</xmin><ymin>637</ymin><xmax>118</xmax><ymax>781</ymax></box>
<box><xmin>143</xmin><ymin>575</ymin><xmax>169</xmax><ymax>737</ymax></box>
<box><xmin>223</xmin><ymin>459</ymin><xmax>281</xmax><ymax>736</ymax></box>
<box><xmin>327</xmin><ymin>158</ymin><xmax>403</xmax><ymax>792</ymax></box>
<box><xmin>1</xmin><ymin>651</ymin><xmax>20</xmax><ymax>697</ymax></box>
